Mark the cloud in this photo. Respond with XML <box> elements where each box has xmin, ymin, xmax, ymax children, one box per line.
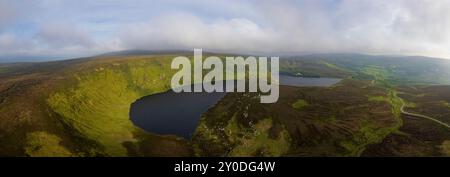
<box><xmin>0</xmin><ymin>23</ymin><xmax>116</xmax><ymax>58</ymax></box>
<box><xmin>119</xmin><ymin>13</ymin><xmax>279</xmax><ymax>53</ymax></box>
<box><xmin>0</xmin><ymin>0</ymin><xmax>16</xmax><ymax>28</ymax></box>
<box><xmin>0</xmin><ymin>33</ymin><xmax>35</xmax><ymax>55</ymax></box>
<box><xmin>117</xmin><ymin>0</ymin><xmax>450</xmax><ymax>58</ymax></box>
<box><xmin>1</xmin><ymin>0</ymin><xmax>450</xmax><ymax>59</ymax></box>
<box><xmin>36</xmin><ymin>23</ymin><xmax>94</xmax><ymax>48</ymax></box>
<box><xmin>254</xmin><ymin>0</ymin><xmax>450</xmax><ymax>57</ymax></box>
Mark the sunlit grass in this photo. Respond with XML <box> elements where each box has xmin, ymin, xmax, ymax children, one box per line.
<box><xmin>47</xmin><ymin>56</ymin><xmax>175</xmax><ymax>156</ymax></box>
<box><xmin>291</xmin><ymin>99</ymin><xmax>309</xmax><ymax>110</ymax></box>
<box><xmin>25</xmin><ymin>131</ymin><xmax>73</xmax><ymax>157</ymax></box>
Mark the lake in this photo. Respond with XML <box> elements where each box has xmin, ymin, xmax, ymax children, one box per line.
<box><xmin>129</xmin><ymin>76</ymin><xmax>341</xmax><ymax>139</ymax></box>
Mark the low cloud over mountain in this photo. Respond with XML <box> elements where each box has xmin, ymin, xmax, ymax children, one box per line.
<box><xmin>1</xmin><ymin>0</ymin><xmax>450</xmax><ymax>60</ymax></box>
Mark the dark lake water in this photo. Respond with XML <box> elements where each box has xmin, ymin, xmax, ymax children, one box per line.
<box><xmin>129</xmin><ymin>76</ymin><xmax>341</xmax><ymax>138</ymax></box>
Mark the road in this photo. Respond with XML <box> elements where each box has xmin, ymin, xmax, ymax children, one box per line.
<box><xmin>399</xmin><ymin>99</ymin><xmax>450</xmax><ymax>129</ymax></box>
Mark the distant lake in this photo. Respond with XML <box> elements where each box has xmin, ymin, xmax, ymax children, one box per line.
<box><xmin>130</xmin><ymin>76</ymin><xmax>341</xmax><ymax>139</ymax></box>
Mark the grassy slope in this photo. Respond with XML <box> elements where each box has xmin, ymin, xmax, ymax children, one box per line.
<box><xmin>193</xmin><ymin>56</ymin><xmax>420</xmax><ymax>156</ymax></box>
<box><xmin>358</xmin><ymin>64</ymin><xmax>450</xmax><ymax>156</ymax></box>
<box><xmin>0</xmin><ymin>54</ymin><xmax>274</xmax><ymax>156</ymax></box>
<box><xmin>25</xmin><ymin>131</ymin><xmax>72</xmax><ymax>157</ymax></box>
<box><xmin>291</xmin><ymin>99</ymin><xmax>309</xmax><ymax>110</ymax></box>
<box><xmin>1</xmin><ymin>53</ymin><xmax>449</xmax><ymax>156</ymax></box>
<box><xmin>228</xmin><ymin>118</ymin><xmax>291</xmax><ymax>157</ymax></box>
<box><xmin>283</xmin><ymin>54</ymin><xmax>450</xmax><ymax>85</ymax></box>
<box><xmin>0</xmin><ymin>55</ymin><xmax>194</xmax><ymax>156</ymax></box>
<box><xmin>193</xmin><ymin>79</ymin><xmax>399</xmax><ymax>156</ymax></box>
<box><xmin>46</xmin><ymin>56</ymin><xmax>188</xmax><ymax>156</ymax></box>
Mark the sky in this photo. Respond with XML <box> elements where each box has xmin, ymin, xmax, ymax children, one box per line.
<box><xmin>1</xmin><ymin>0</ymin><xmax>450</xmax><ymax>61</ymax></box>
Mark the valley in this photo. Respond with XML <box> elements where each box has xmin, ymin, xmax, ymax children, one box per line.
<box><xmin>0</xmin><ymin>53</ymin><xmax>449</xmax><ymax>156</ymax></box>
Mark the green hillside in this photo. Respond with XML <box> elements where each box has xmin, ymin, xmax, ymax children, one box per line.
<box><xmin>282</xmin><ymin>54</ymin><xmax>450</xmax><ymax>85</ymax></box>
<box><xmin>0</xmin><ymin>53</ymin><xmax>449</xmax><ymax>156</ymax></box>
<box><xmin>0</xmin><ymin>55</ymin><xmax>191</xmax><ymax>156</ymax></box>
